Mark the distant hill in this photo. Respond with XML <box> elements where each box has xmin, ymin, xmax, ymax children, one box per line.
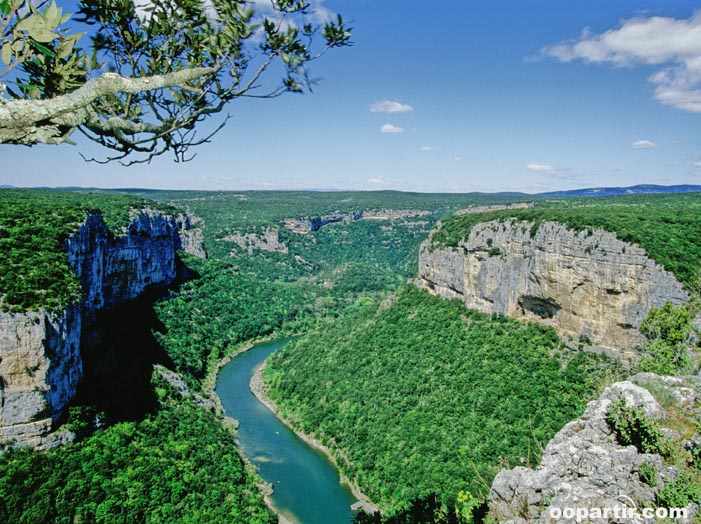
<box><xmin>537</xmin><ymin>184</ymin><xmax>701</xmax><ymax>197</ymax></box>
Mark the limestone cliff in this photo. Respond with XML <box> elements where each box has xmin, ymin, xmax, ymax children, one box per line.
<box><xmin>280</xmin><ymin>209</ymin><xmax>431</xmax><ymax>234</ymax></box>
<box><xmin>417</xmin><ymin>219</ymin><xmax>688</xmax><ymax>353</ymax></box>
<box><xmin>222</xmin><ymin>227</ymin><xmax>289</xmax><ymax>255</ymax></box>
<box><xmin>0</xmin><ymin>209</ymin><xmax>204</xmax><ymax>448</ymax></box>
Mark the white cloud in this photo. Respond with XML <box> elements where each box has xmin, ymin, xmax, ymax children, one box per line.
<box><xmin>539</xmin><ymin>10</ymin><xmax>701</xmax><ymax>112</ymax></box>
<box><xmin>631</xmin><ymin>140</ymin><xmax>657</xmax><ymax>149</ymax></box>
<box><xmin>368</xmin><ymin>176</ymin><xmax>390</xmax><ymax>185</ymax></box>
<box><xmin>420</xmin><ymin>146</ymin><xmax>443</xmax><ymax>152</ymax></box>
<box><xmin>380</xmin><ymin>124</ymin><xmax>404</xmax><ymax>134</ymax></box>
<box><xmin>526</xmin><ymin>162</ymin><xmax>556</xmax><ymax>173</ymax></box>
<box><xmin>370</xmin><ymin>100</ymin><xmax>414</xmax><ymax>113</ymax></box>
<box><xmin>693</xmin><ymin>161</ymin><xmax>701</xmax><ymax>168</ymax></box>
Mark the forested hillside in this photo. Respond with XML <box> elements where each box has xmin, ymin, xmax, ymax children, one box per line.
<box><xmin>147</xmin><ymin>190</ymin><xmax>528</xmax><ymax>386</ymax></box>
<box><xmin>1</xmin><ymin>189</ymin><xmax>526</xmax><ymax>523</ymax></box>
<box><xmin>0</xmin><ymin>381</ymin><xmax>276</xmax><ymax>524</ymax></box>
<box><xmin>263</xmin><ymin>286</ymin><xmax>623</xmax><ymax>513</ymax></box>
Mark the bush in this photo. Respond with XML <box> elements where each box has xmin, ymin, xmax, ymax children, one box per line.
<box><xmin>639</xmin><ymin>302</ymin><xmax>693</xmax><ymax>374</ymax></box>
<box><xmin>605</xmin><ymin>400</ymin><xmax>671</xmax><ymax>456</ymax></box>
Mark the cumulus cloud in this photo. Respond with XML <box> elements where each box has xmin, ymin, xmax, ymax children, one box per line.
<box><xmin>538</xmin><ymin>10</ymin><xmax>701</xmax><ymax>112</ymax></box>
<box><xmin>526</xmin><ymin>163</ymin><xmax>556</xmax><ymax>174</ymax></box>
<box><xmin>693</xmin><ymin>161</ymin><xmax>701</xmax><ymax>168</ymax></box>
<box><xmin>420</xmin><ymin>146</ymin><xmax>443</xmax><ymax>152</ymax></box>
<box><xmin>370</xmin><ymin>100</ymin><xmax>414</xmax><ymax>113</ymax></box>
<box><xmin>368</xmin><ymin>176</ymin><xmax>390</xmax><ymax>185</ymax></box>
<box><xmin>631</xmin><ymin>140</ymin><xmax>657</xmax><ymax>149</ymax></box>
<box><xmin>380</xmin><ymin>124</ymin><xmax>404</xmax><ymax>134</ymax></box>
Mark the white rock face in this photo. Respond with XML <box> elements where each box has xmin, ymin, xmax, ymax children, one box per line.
<box><xmin>417</xmin><ymin>219</ymin><xmax>688</xmax><ymax>352</ymax></box>
<box><xmin>0</xmin><ymin>305</ymin><xmax>81</xmax><ymax>448</ymax></box>
<box><xmin>488</xmin><ymin>376</ymin><xmax>701</xmax><ymax>523</ymax></box>
<box><xmin>0</xmin><ymin>209</ymin><xmax>204</xmax><ymax>448</ymax></box>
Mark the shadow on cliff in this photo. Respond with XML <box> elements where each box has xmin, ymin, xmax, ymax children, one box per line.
<box><xmin>71</xmin><ymin>258</ymin><xmax>200</xmax><ymax>425</ymax></box>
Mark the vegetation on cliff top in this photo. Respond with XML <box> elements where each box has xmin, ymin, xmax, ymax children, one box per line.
<box><xmin>0</xmin><ymin>189</ymin><xmax>177</xmax><ymax>312</ymax></box>
<box><xmin>264</xmin><ymin>286</ymin><xmax>623</xmax><ymax>512</ymax></box>
<box><xmin>431</xmin><ymin>192</ymin><xmax>701</xmax><ymax>290</ymax></box>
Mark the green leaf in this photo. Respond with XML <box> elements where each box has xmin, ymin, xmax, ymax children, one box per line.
<box><xmin>0</xmin><ymin>0</ymin><xmax>10</xmax><ymax>16</ymax></box>
<box><xmin>29</xmin><ymin>28</ymin><xmax>57</xmax><ymax>43</ymax></box>
<box><xmin>16</xmin><ymin>17</ymin><xmax>37</xmax><ymax>32</ymax></box>
<box><xmin>45</xmin><ymin>2</ymin><xmax>61</xmax><ymax>27</ymax></box>
<box><xmin>31</xmin><ymin>40</ymin><xmax>56</xmax><ymax>57</ymax></box>
<box><xmin>1</xmin><ymin>42</ymin><xmax>11</xmax><ymax>65</ymax></box>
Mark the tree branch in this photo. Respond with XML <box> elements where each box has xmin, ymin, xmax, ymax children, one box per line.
<box><xmin>0</xmin><ymin>66</ymin><xmax>217</xmax><ymax>145</ymax></box>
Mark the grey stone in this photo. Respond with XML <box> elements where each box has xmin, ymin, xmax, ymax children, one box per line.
<box><xmin>417</xmin><ymin>219</ymin><xmax>689</xmax><ymax>354</ymax></box>
<box><xmin>488</xmin><ymin>378</ymin><xmax>699</xmax><ymax>524</ymax></box>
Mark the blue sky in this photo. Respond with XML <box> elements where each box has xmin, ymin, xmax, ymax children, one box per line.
<box><xmin>4</xmin><ymin>0</ymin><xmax>701</xmax><ymax>192</ymax></box>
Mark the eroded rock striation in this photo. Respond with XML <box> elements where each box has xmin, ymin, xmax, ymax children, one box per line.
<box><xmin>280</xmin><ymin>209</ymin><xmax>431</xmax><ymax>234</ymax></box>
<box><xmin>488</xmin><ymin>374</ymin><xmax>701</xmax><ymax>523</ymax></box>
<box><xmin>0</xmin><ymin>209</ymin><xmax>204</xmax><ymax>448</ymax></box>
<box><xmin>417</xmin><ymin>219</ymin><xmax>688</xmax><ymax>353</ymax></box>
<box><xmin>222</xmin><ymin>227</ymin><xmax>289</xmax><ymax>255</ymax></box>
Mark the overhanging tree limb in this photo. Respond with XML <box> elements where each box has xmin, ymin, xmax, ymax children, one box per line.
<box><xmin>0</xmin><ymin>0</ymin><xmax>351</xmax><ymax>163</ymax></box>
<box><xmin>0</xmin><ymin>67</ymin><xmax>216</xmax><ymax>144</ymax></box>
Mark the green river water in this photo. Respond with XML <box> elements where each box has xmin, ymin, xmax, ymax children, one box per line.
<box><xmin>216</xmin><ymin>338</ymin><xmax>360</xmax><ymax>524</ymax></box>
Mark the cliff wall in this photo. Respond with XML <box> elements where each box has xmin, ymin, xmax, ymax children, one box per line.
<box><xmin>280</xmin><ymin>209</ymin><xmax>431</xmax><ymax>234</ymax></box>
<box><xmin>0</xmin><ymin>209</ymin><xmax>203</xmax><ymax>448</ymax></box>
<box><xmin>417</xmin><ymin>219</ymin><xmax>688</xmax><ymax>353</ymax></box>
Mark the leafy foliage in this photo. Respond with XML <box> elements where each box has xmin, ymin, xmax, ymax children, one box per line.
<box><xmin>264</xmin><ymin>286</ymin><xmax>622</xmax><ymax>511</ymax></box>
<box><xmin>605</xmin><ymin>400</ymin><xmax>671</xmax><ymax>456</ymax></box>
<box><xmin>657</xmin><ymin>470</ymin><xmax>701</xmax><ymax>509</ymax></box>
<box><xmin>0</xmin><ymin>189</ymin><xmax>176</xmax><ymax>312</ymax></box>
<box><xmin>639</xmin><ymin>302</ymin><xmax>695</xmax><ymax>374</ymax></box>
<box><xmin>352</xmin><ymin>493</ymin><xmax>475</xmax><ymax>524</ymax></box>
<box><xmin>0</xmin><ymin>0</ymin><xmax>87</xmax><ymax>98</ymax></box>
<box><xmin>432</xmin><ymin>193</ymin><xmax>701</xmax><ymax>290</ymax></box>
<box><xmin>1</xmin><ymin>0</ymin><xmax>351</xmax><ymax>162</ymax></box>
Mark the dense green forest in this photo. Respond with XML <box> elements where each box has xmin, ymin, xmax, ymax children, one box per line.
<box><xmin>4</xmin><ymin>188</ymin><xmax>697</xmax><ymax>524</ymax></box>
<box><xmin>0</xmin><ymin>376</ymin><xmax>276</xmax><ymax>524</ymax></box>
<box><xmin>149</xmin><ymin>190</ymin><xmax>526</xmax><ymax>387</ymax></box>
<box><xmin>263</xmin><ymin>286</ymin><xmax>623</xmax><ymax>512</ymax></box>
<box><xmin>0</xmin><ymin>189</ymin><xmax>176</xmax><ymax>312</ymax></box>
<box><xmin>432</xmin><ymin>193</ymin><xmax>701</xmax><ymax>290</ymax></box>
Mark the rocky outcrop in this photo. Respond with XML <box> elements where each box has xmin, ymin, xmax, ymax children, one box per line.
<box><xmin>417</xmin><ymin>219</ymin><xmax>688</xmax><ymax>353</ymax></box>
<box><xmin>223</xmin><ymin>228</ymin><xmax>288</xmax><ymax>255</ymax></box>
<box><xmin>175</xmin><ymin>214</ymin><xmax>206</xmax><ymax>259</ymax></box>
<box><xmin>454</xmin><ymin>202</ymin><xmax>534</xmax><ymax>215</ymax></box>
<box><xmin>0</xmin><ymin>209</ymin><xmax>204</xmax><ymax>448</ymax></box>
<box><xmin>488</xmin><ymin>375</ymin><xmax>701</xmax><ymax>523</ymax></box>
<box><xmin>0</xmin><ymin>305</ymin><xmax>81</xmax><ymax>449</ymax></box>
<box><xmin>280</xmin><ymin>209</ymin><xmax>431</xmax><ymax>234</ymax></box>
<box><xmin>281</xmin><ymin>212</ymin><xmax>364</xmax><ymax>234</ymax></box>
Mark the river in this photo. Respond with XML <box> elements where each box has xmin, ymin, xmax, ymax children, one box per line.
<box><xmin>216</xmin><ymin>338</ymin><xmax>359</xmax><ymax>524</ymax></box>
